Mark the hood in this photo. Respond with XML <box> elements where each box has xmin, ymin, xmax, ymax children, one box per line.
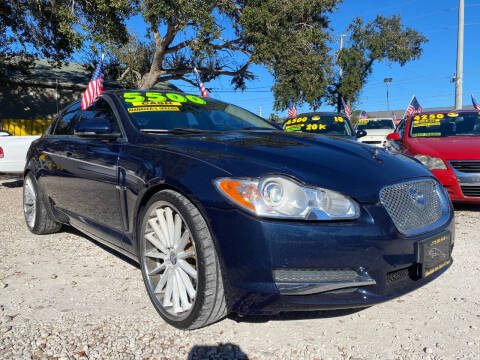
<box><xmin>363</xmin><ymin>129</ymin><xmax>392</xmax><ymax>136</ymax></box>
<box><xmin>407</xmin><ymin>136</ymin><xmax>480</xmax><ymax>160</ymax></box>
<box><xmin>141</xmin><ymin>130</ymin><xmax>433</xmax><ymax>203</ymax></box>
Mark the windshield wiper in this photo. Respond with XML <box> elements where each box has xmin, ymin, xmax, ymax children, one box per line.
<box><xmin>140</xmin><ymin>128</ymin><xmax>209</xmax><ymax>134</ymax></box>
<box><xmin>239</xmin><ymin>127</ymin><xmax>279</xmax><ymax>131</ymax></box>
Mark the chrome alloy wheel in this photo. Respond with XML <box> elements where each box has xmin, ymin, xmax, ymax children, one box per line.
<box><xmin>23</xmin><ymin>177</ymin><xmax>37</xmax><ymax>229</ymax></box>
<box><xmin>142</xmin><ymin>202</ymin><xmax>197</xmax><ymax>319</ymax></box>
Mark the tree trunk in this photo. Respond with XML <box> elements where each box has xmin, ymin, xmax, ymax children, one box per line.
<box><xmin>139</xmin><ymin>71</ymin><xmax>160</xmax><ymax>89</ymax></box>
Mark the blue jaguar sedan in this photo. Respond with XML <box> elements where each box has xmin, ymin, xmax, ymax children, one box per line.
<box><xmin>23</xmin><ymin>90</ymin><xmax>454</xmax><ymax>329</ymax></box>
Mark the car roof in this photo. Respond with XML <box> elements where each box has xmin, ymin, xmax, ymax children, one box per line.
<box><xmin>295</xmin><ymin>111</ymin><xmax>345</xmax><ymax>117</ymax></box>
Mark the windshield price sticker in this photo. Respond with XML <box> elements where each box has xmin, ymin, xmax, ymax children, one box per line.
<box><xmin>334</xmin><ymin>116</ymin><xmax>344</xmax><ymax>122</ymax></box>
<box><xmin>413</xmin><ymin>113</ymin><xmax>444</xmax><ymax>128</ymax></box>
<box><xmin>286</xmin><ymin>117</ymin><xmax>308</xmax><ymax>125</ymax></box>
<box><xmin>412</xmin><ymin>132</ymin><xmax>442</xmax><ymax>137</ymax></box>
<box><xmin>311</xmin><ymin>115</ymin><xmax>321</xmax><ymax>121</ymax></box>
<box><xmin>123</xmin><ymin>92</ymin><xmax>206</xmax><ymax>105</ymax></box>
<box><xmin>447</xmin><ymin>112</ymin><xmax>459</xmax><ymax>117</ymax></box>
<box><xmin>131</xmin><ymin>101</ymin><xmax>181</xmax><ymax>107</ymax></box>
<box><xmin>306</xmin><ymin>123</ymin><xmax>326</xmax><ymax>131</ymax></box>
<box><xmin>128</xmin><ymin>106</ymin><xmax>180</xmax><ymax>113</ymax></box>
<box><xmin>285</xmin><ymin>126</ymin><xmax>302</xmax><ymax>132</ymax></box>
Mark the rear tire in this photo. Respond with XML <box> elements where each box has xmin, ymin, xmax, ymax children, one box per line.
<box><xmin>23</xmin><ymin>173</ymin><xmax>62</xmax><ymax>235</ymax></box>
<box><xmin>138</xmin><ymin>189</ymin><xmax>227</xmax><ymax>330</ymax></box>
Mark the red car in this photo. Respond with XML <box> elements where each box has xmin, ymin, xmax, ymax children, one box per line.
<box><xmin>387</xmin><ymin>110</ymin><xmax>480</xmax><ymax>203</ymax></box>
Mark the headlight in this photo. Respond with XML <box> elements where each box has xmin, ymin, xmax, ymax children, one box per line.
<box><xmin>215</xmin><ymin>176</ymin><xmax>360</xmax><ymax>220</ymax></box>
<box><xmin>414</xmin><ymin>155</ymin><xmax>447</xmax><ymax>170</ymax></box>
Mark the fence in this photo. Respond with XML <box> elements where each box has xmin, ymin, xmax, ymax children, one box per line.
<box><xmin>0</xmin><ymin>119</ymin><xmax>51</xmax><ymax>136</ymax></box>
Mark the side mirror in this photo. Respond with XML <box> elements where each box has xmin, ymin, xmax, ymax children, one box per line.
<box><xmin>74</xmin><ymin>118</ymin><xmax>120</xmax><ymax>139</ymax></box>
<box><xmin>386</xmin><ymin>132</ymin><xmax>401</xmax><ymax>141</ymax></box>
<box><xmin>0</xmin><ymin>130</ymin><xmax>12</xmax><ymax>136</ymax></box>
<box><xmin>356</xmin><ymin>129</ymin><xmax>367</xmax><ymax>138</ymax></box>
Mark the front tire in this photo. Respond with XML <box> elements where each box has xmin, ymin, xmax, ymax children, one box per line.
<box><xmin>138</xmin><ymin>189</ymin><xmax>227</xmax><ymax>330</ymax></box>
<box><xmin>23</xmin><ymin>173</ymin><xmax>62</xmax><ymax>235</ymax></box>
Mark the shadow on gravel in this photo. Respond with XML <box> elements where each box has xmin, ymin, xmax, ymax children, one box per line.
<box><xmin>453</xmin><ymin>203</ymin><xmax>480</xmax><ymax>212</ymax></box>
<box><xmin>64</xmin><ymin>226</ymin><xmax>140</xmax><ymax>269</ymax></box>
<box><xmin>188</xmin><ymin>343</ymin><xmax>248</xmax><ymax>360</ymax></box>
<box><xmin>229</xmin><ymin>307</ymin><xmax>366</xmax><ymax>324</ymax></box>
<box><xmin>0</xmin><ymin>178</ymin><xmax>23</xmax><ymax>188</ymax></box>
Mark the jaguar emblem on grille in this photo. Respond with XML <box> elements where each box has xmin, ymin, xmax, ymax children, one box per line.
<box><xmin>409</xmin><ymin>185</ymin><xmax>425</xmax><ymax>208</ymax></box>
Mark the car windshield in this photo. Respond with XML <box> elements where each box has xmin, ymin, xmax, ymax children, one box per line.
<box><xmin>117</xmin><ymin>91</ymin><xmax>277</xmax><ymax>131</ymax></box>
<box><xmin>356</xmin><ymin>119</ymin><xmax>393</xmax><ymax>130</ymax></box>
<box><xmin>283</xmin><ymin>114</ymin><xmax>353</xmax><ymax>137</ymax></box>
<box><xmin>409</xmin><ymin>112</ymin><xmax>480</xmax><ymax>138</ymax></box>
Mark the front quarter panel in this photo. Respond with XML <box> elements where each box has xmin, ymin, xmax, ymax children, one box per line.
<box><xmin>118</xmin><ymin>144</ymin><xmax>232</xmax><ymax>249</ymax></box>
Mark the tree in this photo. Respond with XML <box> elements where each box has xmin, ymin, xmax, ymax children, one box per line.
<box><xmin>99</xmin><ymin>0</ymin><xmax>339</xmax><ymax>92</ymax></box>
<box><xmin>0</xmin><ymin>0</ymin><xmax>132</xmax><ymax>77</ymax></box>
<box><xmin>329</xmin><ymin>15</ymin><xmax>428</xmax><ymax>112</ymax></box>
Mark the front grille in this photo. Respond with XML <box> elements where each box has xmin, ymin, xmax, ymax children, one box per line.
<box><xmin>450</xmin><ymin>160</ymin><xmax>480</xmax><ymax>173</ymax></box>
<box><xmin>380</xmin><ymin>179</ymin><xmax>448</xmax><ymax>235</ymax></box>
<box><xmin>461</xmin><ymin>185</ymin><xmax>480</xmax><ymax>197</ymax></box>
<box><xmin>273</xmin><ymin>268</ymin><xmax>359</xmax><ymax>283</ymax></box>
<box><xmin>386</xmin><ymin>265</ymin><xmax>419</xmax><ymax>286</ymax></box>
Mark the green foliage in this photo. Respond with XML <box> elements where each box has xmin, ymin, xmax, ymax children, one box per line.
<box><xmin>2</xmin><ymin>1</ymin><xmax>427</xmax><ymax>114</ymax></box>
<box><xmin>329</xmin><ymin>15</ymin><xmax>428</xmax><ymax>111</ymax></box>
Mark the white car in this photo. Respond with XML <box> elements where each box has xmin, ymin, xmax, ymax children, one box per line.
<box><xmin>0</xmin><ymin>134</ymin><xmax>40</xmax><ymax>174</ymax></box>
<box><xmin>355</xmin><ymin>118</ymin><xmax>395</xmax><ymax>147</ymax></box>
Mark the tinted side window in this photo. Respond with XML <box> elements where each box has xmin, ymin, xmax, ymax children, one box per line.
<box><xmin>79</xmin><ymin>98</ymin><xmax>120</xmax><ymax>132</ymax></box>
<box><xmin>53</xmin><ymin>102</ymin><xmax>81</xmax><ymax>135</ymax></box>
<box><xmin>398</xmin><ymin>119</ymin><xmax>407</xmax><ymax>138</ymax></box>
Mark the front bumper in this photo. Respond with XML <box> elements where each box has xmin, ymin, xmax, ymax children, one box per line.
<box><xmin>359</xmin><ymin>136</ymin><xmax>388</xmax><ymax>147</ymax></box>
<box><xmin>205</xmin><ymin>203</ymin><xmax>454</xmax><ymax>315</ymax></box>
<box><xmin>432</xmin><ymin>168</ymin><xmax>480</xmax><ymax>203</ymax></box>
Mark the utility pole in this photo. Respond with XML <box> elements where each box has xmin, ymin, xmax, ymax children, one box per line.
<box><xmin>384</xmin><ymin>78</ymin><xmax>392</xmax><ymax>111</ymax></box>
<box><xmin>338</xmin><ymin>34</ymin><xmax>346</xmax><ymax>78</ymax></box>
<box><xmin>455</xmin><ymin>0</ymin><xmax>464</xmax><ymax>109</ymax></box>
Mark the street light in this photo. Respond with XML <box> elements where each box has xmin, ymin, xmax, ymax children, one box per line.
<box><xmin>384</xmin><ymin>78</ymin><xmax>393</xmax><ymax>111</ymax></box>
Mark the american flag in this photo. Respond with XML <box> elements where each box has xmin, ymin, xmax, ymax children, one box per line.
<box><xmin>341</xmin><ymin>97</ymin><xmax>351</xmax><ymax>119</ymax></box>
<box><xmin>359</xmin><ymin>111</ymin><xmax>368</xmax><ymax>119</ymax></box>
<box><xmin>405</xmin><ymin>96</ymin><xmax>422</xmax><ymax>117</ymax></box>
<box><xmin>81</xmin><ymin>55</ymin><xmax>104</xmax><ymax>110</ymax></box>
<box><xmin>392</xmin><ymin>112</ymin><xmax>400</xmax><ymax>126</ymax></box>
<box><xmin>194</xmin><ymin>67</ymin><xmax>209</xmax><ymax>97</ymax></box>
<box><xmin>472</xmin><ymin>94</ymin><xmax>480</xmax><ymax>111</ymax></box>
<box><xmin>287</xmin><ymin>101</ymin><xmax>298</xmax><ymax>118</ymax></box>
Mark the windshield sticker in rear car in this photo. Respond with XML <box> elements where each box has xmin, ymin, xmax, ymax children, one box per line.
<box><xmin>412</xmin><ymin>132</ymin><xmax>442</xmax><ymax>137</ymax></box>
<box><xmin>357</xmin><ymin>119</ymin><xmax>369</xmax><ymax>125</ymax></box>
<box><xmin>285</xmin><ymin>126</ymin><xmax>302</xmax><ymax>132</ymax></box>
<box><xmin>127</xmin><ymin>106</ymin><xmax>180</xmax><ymax>113</ymax></box>
<box><xmin>306</xmin><ymin>124</ymin><xmax>327</xmax><ymax>131</ymax></box>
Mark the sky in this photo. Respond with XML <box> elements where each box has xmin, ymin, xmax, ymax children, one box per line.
<box><xmin>123</xmin><ymin>0</ymin><xmax>480</xmax><ymax>118</ymax></box>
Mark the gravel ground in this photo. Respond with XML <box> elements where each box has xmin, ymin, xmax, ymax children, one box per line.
<box><xmin>0</xmin><ymin>179</ymin><xmax>479</xmax><ymax>359</ymax></box>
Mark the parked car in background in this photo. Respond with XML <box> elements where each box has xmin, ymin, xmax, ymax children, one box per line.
<box><xmin>0</xmin><ymin>134</ymin><xmax>41</xmax><ymax>174</ymax></box>
<box><xmin>387</xmin><ymin>110</ymin><xmax>480</xmax><ymax>203</ymax></box>
<box><xmin>356</xmin><ymin>118</ymin><xmax>395</xmax><ymax>147</ymax></box>
<box><xmin>24</xmin><ymin>91</ymin><xmax>454</xmax><ymax>329</ymax></box>
<box><xmin>283</xmin><ymin>112</ymin><xmax>366</xmax><ymax>140</ymax></box>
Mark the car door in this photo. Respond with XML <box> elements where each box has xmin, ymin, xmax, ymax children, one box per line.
<box><xmin>63</xmin><ymin>98</ymin><xmax>127</xmax><ymax>244</ymax></box>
